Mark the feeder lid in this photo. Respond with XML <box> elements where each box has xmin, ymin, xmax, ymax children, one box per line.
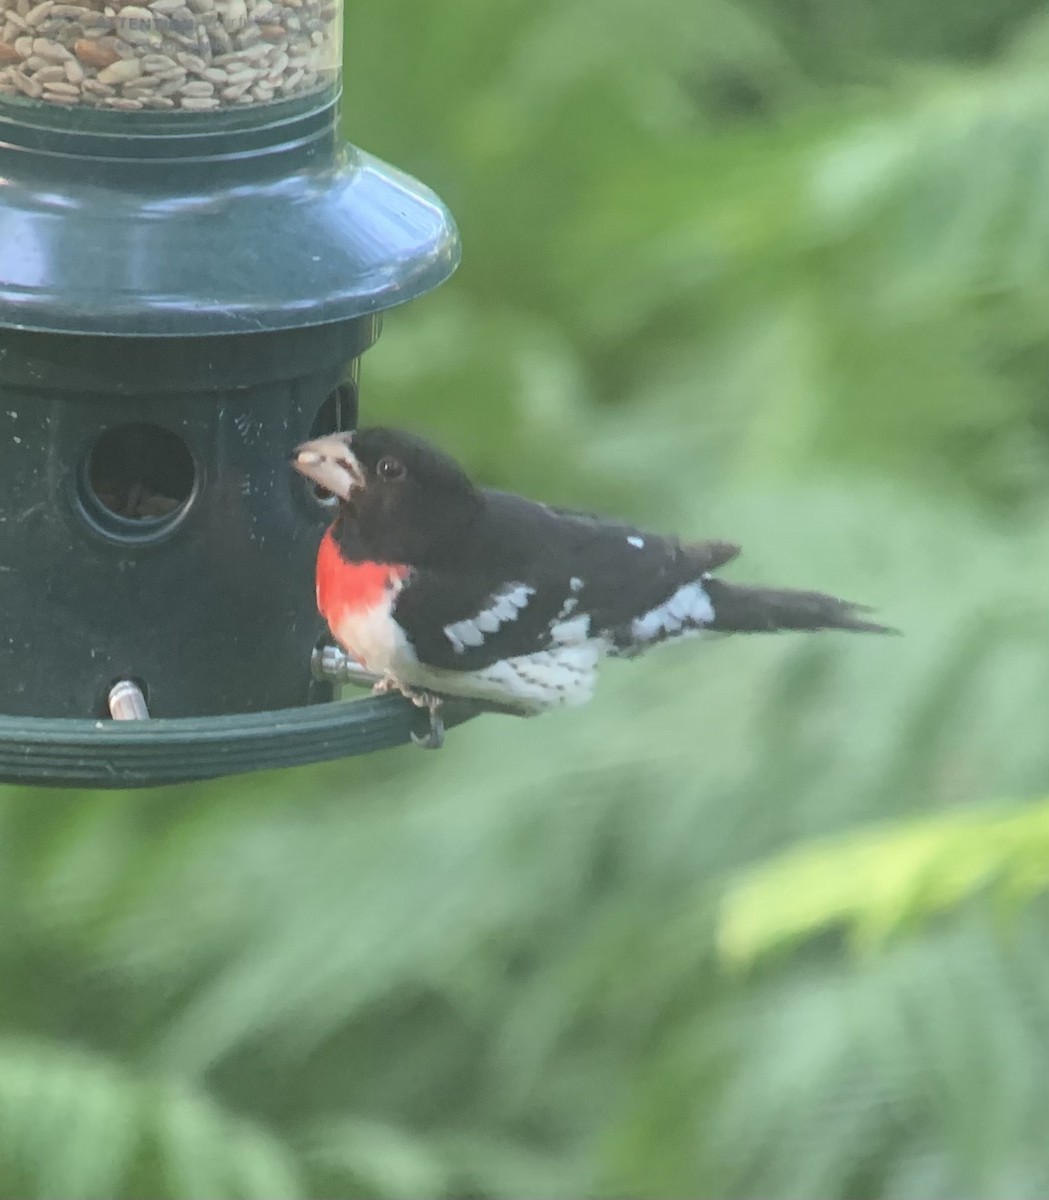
<box><xmin>0</xmin><ymin>97</ymin><xmax>461</xmax><ymax>337</ymax></box>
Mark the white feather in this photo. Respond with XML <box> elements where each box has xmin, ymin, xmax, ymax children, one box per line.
<box><xmin>489</xmin><ymin>595</ymin><xmax>519</xmax><ymax>623</ymax></box>
<box><xmin>631</xmin><ymin>579</ymin><xmax>714</xmax><ymax>643</ymax></box>
<box><xmin>631</xmin><ymin>610</ymin><xmax>662</xmax><ymax>641</ymax></box>
<box><xmin>442</xmin><ymin>583</ymin><xmax>536</xmax><ymax>654</ymax></box>
<box><xmin>507</xmin><ymin>584</ymin><xmax>534</xmax><ymax>608</ymax></box>
<box><xmin>445</xmin><ymin>619</ymin><xmax>486</xmax><ymax>649</ymax></box>
<box><xmin>667</xmin><ymin>581</ymin><xmax>705</xmax><ymax>621</ymax></box>
<box><xmin>550</xmin><ymin>613</ymin><xmax>591</xmax><ymax>644</ymax></box>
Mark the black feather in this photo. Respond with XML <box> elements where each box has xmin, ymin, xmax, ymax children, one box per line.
<box><xmin>703</xmin><ymin>579</ymin><xmax>896</xmax><ymax>635</ymax></box>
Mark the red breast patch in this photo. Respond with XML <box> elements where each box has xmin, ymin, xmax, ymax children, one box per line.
<box><xmin>316</xmin><ymin>530</ymin><xmax>409</xmax><ymax>655</ymax></box>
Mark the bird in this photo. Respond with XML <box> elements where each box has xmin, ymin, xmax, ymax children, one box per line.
<box><xmin>292</xmin><ymin>427</ymin><xmax>892</xmax><ymax>748</ymax></box>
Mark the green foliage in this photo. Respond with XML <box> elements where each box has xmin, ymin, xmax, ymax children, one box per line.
<box><xmin>0</xmin><ymin>1038</ymin><xmax>302</xmax><ymax>1199</ymax></box>
<box><xmin>6</xmin><ymin>0</ymin><xmax>1049</xmax><ymax>1196</ymax></box>
<box><xmin>720</xmin><ymin>800</ymin><xmax>1049</xmax><ymax>962</ymax></box>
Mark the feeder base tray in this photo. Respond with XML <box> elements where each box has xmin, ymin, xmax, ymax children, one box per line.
<box><xmin>0</xmin><ymin>696</ymin><xmax>483</xmax><ymax>789</ymax></box>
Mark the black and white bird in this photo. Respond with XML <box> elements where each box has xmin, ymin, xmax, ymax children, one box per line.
<box><xmin>293</xmin><ymin>427</ymin><xmax>890</xmax><ymax>747</ymax></box>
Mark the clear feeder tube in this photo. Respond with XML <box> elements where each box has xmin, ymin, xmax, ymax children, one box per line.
<box><xmin>0</xmin><ymin>0</ymin><xmax>340</xmax><ymax>112</ymax></box>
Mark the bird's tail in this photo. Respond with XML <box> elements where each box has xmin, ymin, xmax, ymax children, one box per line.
<box><xmin>702</xmin><ymin>578</ymin><xmax>895</xmax><ymax>635</ymax></box>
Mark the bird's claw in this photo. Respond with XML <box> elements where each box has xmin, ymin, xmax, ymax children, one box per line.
<box><xmin>408</xmin><ymin>691</ymin><xmax>445</xmax><ymax>750</ymax></box>
<box><xmin>371</xmin><ymin>673</ymin><xmax>402</xmax><ymax>696</ymax></box>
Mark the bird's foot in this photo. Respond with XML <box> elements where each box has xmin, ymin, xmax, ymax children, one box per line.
<box><xmin>407</xmin><ymin>689</ymin><xmax>445</xmax><ymax>750</ymax></box>
<box><xmin>372</xmin><ymin>675</ymin><xmax>535</xmax><ymax>749</ymax></box>
<box><xmin>371</xmin><ymin>674</ymin><xmax>445</xmax><ymax>749</ymax></box>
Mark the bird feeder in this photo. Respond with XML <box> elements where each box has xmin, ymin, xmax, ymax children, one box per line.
<box><xmin>0</xmin><ymin>0</ymin><xmax>471</xmax><ymax>786</ymax></box>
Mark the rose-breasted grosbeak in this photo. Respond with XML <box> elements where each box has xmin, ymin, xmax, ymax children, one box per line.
<box><xmin>293</xmin><ymin>427</ymin><xmax>890</xmax><ymax>747</ymax></box>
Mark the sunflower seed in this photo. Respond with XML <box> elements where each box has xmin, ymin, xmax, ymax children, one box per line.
<box><xmin>25</xmin><ymin>1</ymin><xmax>54</xmax><ymax>26</ymax></box>
<box><xmin>95</xmin><ymin>53</ymin><xmax>139</xmax><ymax>79</ymax></box>
<box><xmin>31</xmin><ymin>34</ymin><xmax>70</xmax><ymax>55</ymax></box>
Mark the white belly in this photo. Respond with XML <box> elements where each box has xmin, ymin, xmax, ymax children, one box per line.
<box><xmin>407</xmin><ymin>641</ymin><xmax>603</xmax><ymax>714</ymax></box>
<box><xmin>330</xmin><ymin>601</ymin><xmax>416</xmax><ymax>678</ymax></box>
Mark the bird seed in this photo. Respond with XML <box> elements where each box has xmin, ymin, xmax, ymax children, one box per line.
<box><xmin>0</xmin><ymin>0</ymin><xmax>337</xmax><ymax>110</ymax></box>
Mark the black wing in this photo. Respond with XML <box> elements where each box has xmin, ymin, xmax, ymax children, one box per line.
<box><xmin>392</xmin><ymin>570</ymin><xmax>570</xmax><ymax>671</ymax></box>
<box><xmin>391</xmin><ymin>489</ymin><xmax>740</xmax><ymax>671</ymax></box>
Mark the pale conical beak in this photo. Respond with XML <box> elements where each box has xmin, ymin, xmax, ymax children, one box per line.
<box><xmin>292</xmin><ymin>435</ymin><xmax>364</xmax><ymax>500</ymax></box>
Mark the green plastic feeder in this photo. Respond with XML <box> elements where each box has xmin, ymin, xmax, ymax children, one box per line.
<box><xmin>0</xmin><ymin>6</ymin><xmax>468</xmax><ymax>786</ymax></box>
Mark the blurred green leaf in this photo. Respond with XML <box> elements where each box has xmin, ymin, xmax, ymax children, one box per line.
<box><xmin>720</xmin><ymin>801</ymin><xmax>1049</xmax><ymax>964</ymax></box>
<box><xmin>0</xmin><ymin>1040</ymin><xmax>301</xmax><ymax>1200</ymax></box>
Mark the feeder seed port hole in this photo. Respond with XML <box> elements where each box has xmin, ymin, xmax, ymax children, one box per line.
<box><xmin>77</xmin><ymin>422</ymin><xmax>197</xmax><ymax>543</ymax></box>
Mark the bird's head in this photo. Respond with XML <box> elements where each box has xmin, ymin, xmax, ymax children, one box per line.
<box><xmin>292</xmin><ymin>427</ymin><xmax>483</xmax><ymax>565</ymax></box>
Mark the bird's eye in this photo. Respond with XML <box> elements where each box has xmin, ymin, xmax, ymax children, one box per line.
<box><xmin>377</xmin><ymin>456</ymin><xmax>406</xmax><ymax>481</ymax></box>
